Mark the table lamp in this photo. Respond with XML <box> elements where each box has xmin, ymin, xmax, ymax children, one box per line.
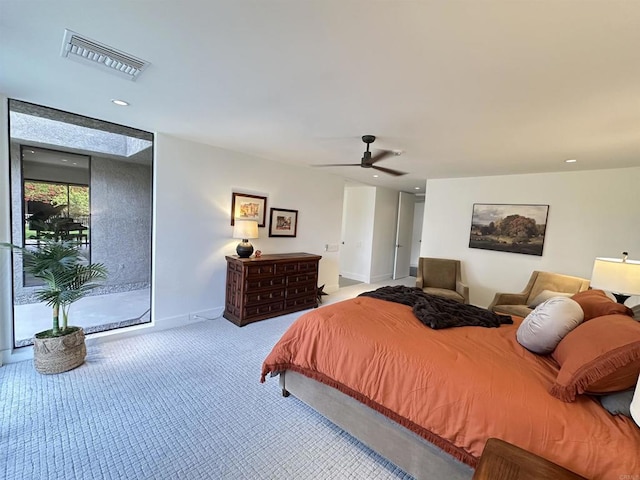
<box><xmin>590</xmin><ymin>252</ymin><xmax>640</xmax><ymax>304</ymax></box>
<box><xmin>233</xmin><ymin>220</ymin><xmax>259</xmax><ymax>258</ymax></box>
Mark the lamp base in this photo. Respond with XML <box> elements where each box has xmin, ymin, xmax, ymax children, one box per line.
<box><xmin>236</xmin><ymin>240</ymin><xmax>254</xmax><ymax>258</ymax></box>
<box><xmin>612</xmin><ymin>292</ymin><xmax>630</xmax><ymax>304</ymax></box>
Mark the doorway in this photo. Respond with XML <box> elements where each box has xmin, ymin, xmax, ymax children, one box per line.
<box><xmin>339</xmin><ymin>184</ymin><xmax>421</xmax><ymax>286</ymax></box>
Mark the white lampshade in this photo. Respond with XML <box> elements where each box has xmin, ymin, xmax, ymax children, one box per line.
<box><xmin>233</xmin><ymin>220</ymin><xmax>259</xmax><ymax>240</ymax></box>
<box><xmin>590</xmin><ymin>257</ymin><xmax>640</xmax><ymax>296</ymax></box>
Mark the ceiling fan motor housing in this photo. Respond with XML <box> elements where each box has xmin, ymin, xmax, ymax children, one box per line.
<box><xmin>362</xmin><ymin>135</ymin><xmax>375</xmax><ymax>166</ymax></box>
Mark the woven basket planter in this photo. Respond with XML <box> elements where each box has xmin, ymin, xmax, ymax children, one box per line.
<box><xmin>33</xmin><ymin>327</ymin><xmax>86</xmax><ymax>374</ymax></box>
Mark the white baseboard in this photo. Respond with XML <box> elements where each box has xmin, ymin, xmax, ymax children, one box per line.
<box><xmin>370</xmin><ymin>273</ymin><xmax>393</xmax><ymax>284</ymax></box>
<box><xmin>189</xmin><ymin>307</ymin><xmax>224</xmax><ymax>321</ymax></box>
<box><xmin>340</xmin><ymin>271</ymin><xmax>368</xmax><ymax>283</ymax></box>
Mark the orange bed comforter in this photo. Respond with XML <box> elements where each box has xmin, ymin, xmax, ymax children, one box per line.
<box><xmin>261</xmin><ymin>296</ymin><xmax>640</xmax><ymax>480</ymax></box>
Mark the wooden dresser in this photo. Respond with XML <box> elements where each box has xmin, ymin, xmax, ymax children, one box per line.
<box><xmin>223</xmin><ymin>252</ymin><xmax>322</xmax><ymax>326</ymax></box>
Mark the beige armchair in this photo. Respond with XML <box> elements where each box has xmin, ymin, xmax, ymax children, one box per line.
<box><xmin>488</xmin><ymin>271</ymin><xmax>590</xmax><ymax>317</ymax></box>
<box><xmin>416</xmin><ymin>257</ymin><xmax>469</xmax><ymax>304</ymax></box>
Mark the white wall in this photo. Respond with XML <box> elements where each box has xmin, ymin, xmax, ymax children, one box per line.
<box><xmin>152</xmin><ymin>134</ymin><xmax>345</xmax><ymax>323</ymax></box>
<box><xmin>421</xmin><ymin>167</ymin><xmax>640</xmax><ymax>307</ymax></box>
<box><xmin>411</xmin><ymin>199</ymin><xmax>424</xmax><ymax>268</ymax></box>
<box><xmin>340</xmin><ymin>185</ymin><xmax>376</xmax><ymax>282</ymax></box>
<box><xmin>371</xmin><ymin>187</ymin><xmax>399</xmax><ymax>283</ymax></box>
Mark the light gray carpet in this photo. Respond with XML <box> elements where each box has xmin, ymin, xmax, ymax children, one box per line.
<box><xmin>1</xmin><ymin>309</ymin><xmax>418</xmax><ymax>480</ymax></box>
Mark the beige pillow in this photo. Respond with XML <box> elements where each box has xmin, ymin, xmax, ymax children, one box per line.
<box><xmin>528</xmin><ymin>289</ymin><xmax>573</xmax><ymax>308</ymax></box>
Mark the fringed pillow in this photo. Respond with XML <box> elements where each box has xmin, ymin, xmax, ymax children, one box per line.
<box><xmin>571</xmin><ymin>289</ymin><xmax>633</xmax><ymax>321</ymax></box>
<box><xmin>549</xmin><ymin>314</ymin><xmax>640</xmax><ymax>402</ymax></box>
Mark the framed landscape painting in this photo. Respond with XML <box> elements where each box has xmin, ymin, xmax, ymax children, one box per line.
<box><xmin>468</xmin><ymin>203</ymin><xmax>549</xmax><ymax>256</ymax></box>
<box><xmin>269</xmin><ymin>208</ymin><xmax>298</xmax><ymax>237</ymax></box>
<box><xmin>231</xmin><ymin>192</ymin><xmax>267</xmax><ymax>227</ymax></box>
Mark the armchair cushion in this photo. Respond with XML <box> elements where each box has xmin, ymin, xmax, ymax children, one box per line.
<box><xmin>422</xmin><ymin>287</ymin><xmax>463</xmax><ymax>303</ymax></box>
<box><xmin>489</xmin><ymin>271</ymin><xmax>590</xmax><ymax>316</ymax></box>
<box><xmin>528</xmin><ymin>290</ymin><xmax>573</xmax><ymax>308</ymax></box>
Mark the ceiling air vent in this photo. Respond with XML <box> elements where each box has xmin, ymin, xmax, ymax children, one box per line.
<box><xmin>60</xmin><ymin>29</ymin><xmax>150</xmax><ymax>81</ymax></box>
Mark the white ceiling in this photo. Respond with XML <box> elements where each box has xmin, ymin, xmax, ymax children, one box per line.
<box><xmin>1</xmin><ymin>1</ymin><xmax>639</xmax><ymax>192</ymax></box>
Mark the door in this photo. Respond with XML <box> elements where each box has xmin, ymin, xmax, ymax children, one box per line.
<box><xmin>393</xmin><ymin>191</ymin><xmax>415</xmax><ymax>279</ymax></box>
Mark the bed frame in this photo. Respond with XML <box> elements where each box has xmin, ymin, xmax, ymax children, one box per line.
<box><xmin>279</xmin><ymin>370</ymin><xmax>474</xmax><ymax>480</ymax></box>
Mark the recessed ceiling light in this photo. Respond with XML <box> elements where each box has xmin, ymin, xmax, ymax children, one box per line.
<box><xmin>565</xmin><ymin>159</ymin><xmax>577</xmax><ymax>163</ymax></box>
<box><xmin>373</xmin><ymin>174</ymin><xmax>379</xmax><ymax>178</ymax></box>
<box><xmin>112</xmin><ymin>99</ymin><xmax>129</xmax><ymax>106</ymax></box>
<box><xmin>61</xmin><ymin>158</ymin><xmax>68</xmax><ymax>162</ymax></box>
<box><xmin>414</xmin><ymin>187</ymin><xmax>420</xmax><ymax>190</ymax></box>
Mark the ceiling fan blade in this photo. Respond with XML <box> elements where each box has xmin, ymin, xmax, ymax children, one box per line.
<box><xmin>312</xmin><ymin>163</ymin><xmax>362</xmax><ymax>167</ymax></box>
<box><xmin>371</xmin><ymin>165</ymin><xmax>407</xmax><ymax>176</ymax></box>
<box><xmin>369</xmin><ymin>150</ymin><xmax>395</xmax><ymax>164</ymax></box>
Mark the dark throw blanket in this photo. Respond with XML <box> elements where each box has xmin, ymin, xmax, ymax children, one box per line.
<box><xmin>359</xmin><ymin>285</ymin><xmax>513</xmax><ymax>329</ymax></box>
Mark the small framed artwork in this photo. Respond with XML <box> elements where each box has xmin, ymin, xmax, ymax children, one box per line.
<box><xmin>269</xmin><ymin>208</ymin><xmax>298</xmax><ymax>237</ymax></box>
<box><xmin>231</xmin><ymin>192</ymin><xmax>267</xmax><ymax>227</ymax></box>
<box><xmin>469</xmin><ymin>203</ymin><xmax>549</xmax><ymax>256</ymax></box>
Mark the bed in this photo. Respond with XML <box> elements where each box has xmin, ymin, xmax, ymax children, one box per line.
<box><xmin>261</xmin><ymin>287</ymin><xmax>640</xmax><ymax>480</ymax></box>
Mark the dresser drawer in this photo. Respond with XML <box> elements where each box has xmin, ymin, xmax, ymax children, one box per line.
<box><xmin>245</xmin><ymin>288</ymin><xmax>285</xmax><ymax>306</ymax></box>
<box><xmin>244</xmin><ymin>301</ymin><xmax>285</xmax><ymax>319</ymax></box>
<box><xmin>286</xmin><ymin>281</ymin><xmax>317</xmax><ymax>299</ymax></box>
<box><xmin>297</xmin><ymin>261</ymin><xmax>318</xmax><ymax>273</ymax></box>
<box><xmin>245</xmin><ymin>263</ymin><xmax>277</xmax><ymax>277</ymax></box>
<box><xmin>285</xmin><ymin>296</ymin><xmax>317</xmax><ymax>309</ymax></box>
<box><xmin>277</xmin><ymin>262</ymin><xmax>299</xmax><ymax>274</ymax></box>
<box><xmin>287</xmin><ymin>272</ymin><xmax>317</xmax><ymax>286</ymax></box>
<box><xmin>246</xmin><ymin>275</ymin><xmax>286</xmax><ymax>290</ymax></box>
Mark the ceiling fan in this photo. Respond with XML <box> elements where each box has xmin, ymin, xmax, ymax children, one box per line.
<box><xmin>313</xmin><ymin>135</ymin><xmax>407</xmax><ymax>176</ymax></box>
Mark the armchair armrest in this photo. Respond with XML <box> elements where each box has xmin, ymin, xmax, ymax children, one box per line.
<box><xmin>456</xmin><ymin>281</ymin><xmax>470</xmax><ymax>304</ymax></box>
<box><xmin>487</xmin><ymin>292</ymin><xmax>528</xmax><ymax>312</ymax></box>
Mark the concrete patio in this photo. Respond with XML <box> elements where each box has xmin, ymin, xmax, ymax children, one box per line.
<box><xmin>13</xmin><ymin>288</ymin><xmax>151</xmax><ymax>347</ymax></box>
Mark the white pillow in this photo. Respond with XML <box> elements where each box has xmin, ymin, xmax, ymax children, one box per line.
<box><xmin>528</xmin><ymin>289</ymin><xmax>573</xmax><ymax>308</ymax></box>
<box><xmin>631</xmin><ymin>374</ymin><xmax>640</xmax><ymax>427</ymax></box>
<box><xmin>516</xmin><ymin>297</ymin><xmax>584</xmax><ymax>354</ymax></box>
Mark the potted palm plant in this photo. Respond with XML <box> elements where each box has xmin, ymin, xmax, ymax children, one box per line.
<box><xmin>2</xmin><ymin>239</ymin><xmax>107</xmax><ymax>374</ymax></box>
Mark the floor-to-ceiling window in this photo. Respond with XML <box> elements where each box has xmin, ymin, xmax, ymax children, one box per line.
<box><xmin>8</xmin><ymin>99</ymin><xmax>153</xmax><ymax>347</ymax></box>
